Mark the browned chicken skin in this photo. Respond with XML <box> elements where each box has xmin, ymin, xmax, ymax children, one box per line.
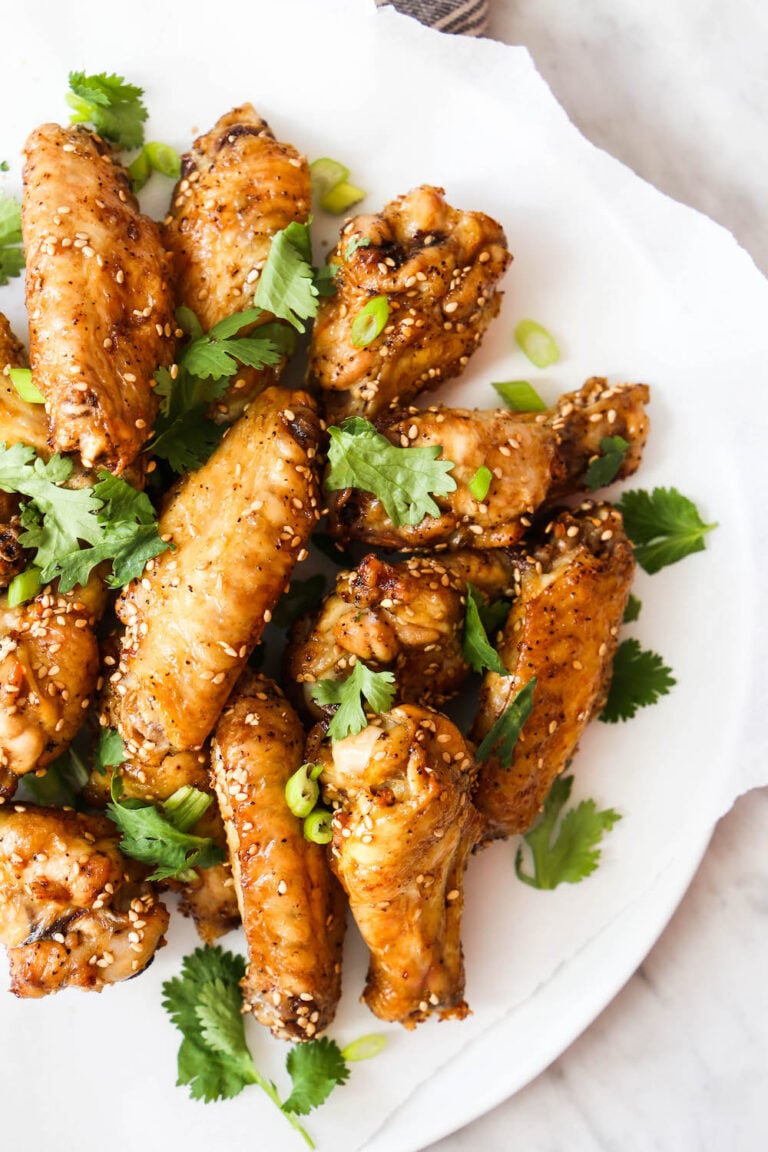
<box><xmin>163</xmin><ymin>105</ymin><xmax>311</xmax><ymax>423</ymax></box>
<box><xmin>287</xmin><ymin>550</ymin><xmax>516</xmax><ymax>719</ymax></box>
<box><xmin>102</xmin><ymin>387</ymin><xmax>322</xmax><ymax>765</ymax></box>
<box><xmin>471</xmin><ymin>502</ymin><xmax>635</xmax><ymax>838</ymax></box>
<box><xmin>211</xmin><ymin>673</ymin><xmax>345</xmax><ymax>1040</ymax></box>
<box><xmin>308</xmin><ymin>706</ymin><xmax>484</xmax><ymax>1028</ymax></box>
<box><xmin>309</xmin><ymin>185</ymin><xmax>512</xmax><ymax>421</ymax></box>
<box><xmin>327</xmin><ymin>378</ymin><xmax>650</xmax><ymax>551</ymax></box>
<box><xmin>23</xmin><ymin>124</ymin><xmax>175</xmax><ymax>473</ymax></box>
<box><xmin>0</xmin><ymin>806</ymin><xmax>168</xmax><ymax>997</ymax></box>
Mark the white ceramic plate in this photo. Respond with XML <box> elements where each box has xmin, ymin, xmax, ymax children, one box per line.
<box><xmin>1</xmin><ymin>2</ymin><xmax>763</xmax><ymax>1151</ymax></box>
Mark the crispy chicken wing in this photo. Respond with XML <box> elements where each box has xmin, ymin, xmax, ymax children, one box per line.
<box><xmin>211</xmin><ymin>673</ymin><xmax>345</xmax><ymax>1039</ymax></box>
<box><xmin>163</xmin><ymin>105</ymin><xmax>310</xmax><ymax>423</ymax></box>
<box><xmin>471</xmin><ymin>503</ymin><xmax>635</xmax><ymax>838</ymax></box>
<box><xmin>0</xmin><ymin>575</ymin><xmax>106</xmax><ymax>800</ymax></box>
<box><xmin>0</xmin><ymin>805</ymin><xmax>168</xmax><ymax>997</ymax></box>
<box><xmin>308</xmin><ymin>706</ymin><xmax>484</xmax><ymax>1028</ymax></box>
<box><xmin>287</xmin><ymin>550</ymin><xmax>516</xmax><ymax>718</ymax></box>
<box><xmin>328</xmin><ymin>378</ymin><xmax>649</xmax><ymax>550</ymax></box>
<box><xmin>102</xmin><ymin>387</ymin><xmax>321</xmax><ymax>765</ymax></box>
<box><xmin>23</xmin><ymin>124</ymin><xmax>175</xmax><ymax>473</ymax></box>
<box><xmin>308</xmin><ymin>185</ymin><xmax>511</xmax><ymax>421</ymax></box>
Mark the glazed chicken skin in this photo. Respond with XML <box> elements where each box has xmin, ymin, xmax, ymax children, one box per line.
<box><xmin>472</xmin><ymin>503</ymin><xmax>635</xmax><ymax>839</ymax></box>
<box><xmin>23</xmin><ymin>123</ymin><xmax>175</xmax><ymax>473</ymax></box>
<box><xmin>102</xmin><ymin>387</ymin><xmax>322</xmax><ymax>765</ymax></box>
<box><xmin>0</xmin><ymin>574</ymin><xmax>106</xmax><ymax>800</ymax></box>
<box><xmin>308</xmin><ymin>185</ymin><xmax>512</xmax><ymax>421</ymax></box>
<box><xmin>287</xmin><ymin>550</ymin><xmax>516</xmax><ymax>719</ymax></box>
<box><xmin>0</xmin><ymin>806</ymin><xmax>168</xmax><ymax>997</ymax></box>
<box><xmin>211</xmin><ymin>673</ymin><xmax>345</xmax><ymax>1040</ymax></box>
<box><xmin>163</xmin><ymin>105</ymin><xmax>311</xmax><ymax>423</ymax></box>
<box><xmin>327</xmin><ymin>377</ymin><xmax>650</xmax><ymax>551</ymax></box>
<box><xmin>309</xmin><ymin>705</ymin><xmax>485</xmax><ymax>1028</ymax></box>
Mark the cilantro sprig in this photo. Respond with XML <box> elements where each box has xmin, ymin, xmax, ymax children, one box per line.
<box><xmin>585</xmin><ymin>435</ymin><xmax>629</xmax><ymax>491</ymax></box>
<box><xmin>0</xmin><ymin>193</ymin><xmax>24</xmax><ymax>285</ymax></box>
<box><xmin>20</xmin><ymin>746</ymin><xmax>88</xmax><ymax>808</ymax></box>
<box><xmin>178</xmin><ymin>306</ymin><xmax>289</xmax><ymax>381</ymax></box>
<box><xmin>325</xmin><ymin>416</ymin><xmax>457</xmax><ymax>527</ymax></box>
<box><xmin>254</xmin><ymin>221</ymin><xmax>320</xmax><ymax>332</ymax></box>
<box><xmin>107</xmin><ymin>774</ymin><xmax>224</xmax><ymax>883</ymax></box>
<box><xmin>616</xmin><ymin>486</ymin><xmax>717</xmax><ymax>574</ymax></box>
<box><xmin>462</xmin><ymin>584</ymin><xmax>508</xmax><ymax>675</ymax></box>
<box><xmin>600</xmin><ymin>638</ymin><xmax>675</xmax><ymax>723</ymax></box>
<box><xmin>515</xmin><ymin>774</ymin><xmax>621</xmax><ymax>889</ymax></box>
<box><xmin>476</xmin><ymin>679</ymin><xmax>536</xmax><ymax>767</ymax></box>
<box><xmin>162</xmin><ymin>945</ymin><xmax>384</xmax><ymax>1147</ymax></box>
<box><xmin>310</xmin><ymin>659</ymin><xmax>396</xmax><ymax>741</ymax></box>
<box><xmin>66</xmin><ymin>71</ymin><xmax>148</xmax><ymax>149</ymax></box>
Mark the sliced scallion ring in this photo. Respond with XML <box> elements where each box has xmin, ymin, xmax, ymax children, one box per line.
<box><xmin>492</xmin><ymin>379</ymin><xmax>547</xmax><ymax>411</ymax></box>
<box><xmin>7</xmin><ymin>567</ymin><xmax>41</xmax><ymax>608</ymax></box>
<box><xmin>468</xmin><ymin>465</ymin><xmax>492</xmax><ymax>502</ymax></box>
<box><xmin>341</xmin><ymin>1034</ymin><xmax>387</xmax><ymax>1062</ymax></box>
<box><xmin>162</xmin><ymin>785</ymin><xmax>213</xmax><ymax>833</ymax></box>
<box><xmin>303</xmin><ymin>808</ymin><xmax>333</xmax><ymax>844</ymax></box>
<box><xmin>8</xmin><ymin>367</ymin><xmax>45</xmax><ymax>404</ymax></box>
<box><xmin>285</xmin><ymin>762</ymin><xmax>322</xmax><ymax>819</ymax></box>
<box><xmin>320</xmin><ymin>180</ymin><xmax>365</xmax><ymax>214</ymax></box>
<box><xmin>144</xmin><ymin>141</ymin><xmax>181</xmax><ymax>179</ymax></box>
<box><xmin>310</xmin><ymin>157</ymin><xmax>350</xmax><ymax>200</ymax></box>
<box><xmin>128</xmin><ymin>148</ymin><xmax>152</xmax><ymax>192</ymax></box>
<box><xmin>350</xmin><ymin>295</ymin><xmax>389</xmax><ymax>348</ymax></box>
<box><xmin>514</xmin><ymin>320</ymin><xmax>560</xmax><ymax>369</ymax></box>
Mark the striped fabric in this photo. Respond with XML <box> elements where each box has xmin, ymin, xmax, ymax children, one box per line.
<box><xmin>375</xmin><ymin>0</ymin><xmax>489</xmax><ymax>37</ymax></box>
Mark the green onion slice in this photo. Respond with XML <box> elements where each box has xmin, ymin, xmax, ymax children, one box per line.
<box><xmin>492</xmin><ymin>379</ymin><xmax>546</xmax><ymax>411</ymax></box>
<box><xmin>350</xmin><ymin>296</ymin><xmax>389</xmax><ymax>348</ymax></box>
<box><xmin>285</xmin><ymin>763</ymin><xmax>322</xmax><ymax>819</ymax></box>
<box><xmin>310</xmin><ymin>157</ymin><xmax>350</xmax><ymax>200</ymax></box>
<box><xmin>303</xmin><ymin>808</ymin><xmax>333</xmax><ymax>844</ymax></box>
<box><xmin>128</xmin><ymin>148</ymin><xmax>152</xmax><ymax>192</ymax></box>
<box><xmin>162</xmin><ymin>785</ymin><xmax>213</xmax><ymax>833</ymax></box>
<box><xmin>321</xmin><ymin>181</ymin><xmax>366</xmax><ymax>214</ymax></box>
<box><xmin>8</xmin><ymin>368</ymin><xmax>45</xmax><ymax>405</ymax></box>
<box><xmin>144</xmin><ymin>141</ymin><xmax>181</xmax><ymax>179</ymax></box>
<box><xmin>7</xmin><ymin>566</ymin><xmax>41</xmax><ymax>607</ymax></box>
<box><xmin>341</xmin><ymin>1034</ymin><xmax>387</xmax><ymax>1062</ymax></box>
<box><xmin>469</xmin><ymin>465</ymin><xmax>492</xmax><ymax>502</ymax></box>
<box><xmin>514</xmin><ymin>320</ymin><xmax>560</xmax><ymax>369</ymax></box>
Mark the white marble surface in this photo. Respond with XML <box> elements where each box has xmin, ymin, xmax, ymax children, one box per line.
<box><xmin>426</xmin><ymin>2</ymin><xmax>768</xmax><ymax>1150</ymax></box>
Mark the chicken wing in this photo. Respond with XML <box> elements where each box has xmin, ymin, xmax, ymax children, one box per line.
<box><xmin>23</xmin><ymin>124</ymin><xmax>175</xmax><ymax>473</ymax></box>
<box><xmin>308</xmin><ymin>185</ymin><xmax>511</xmax><ymax>422</ymax></box>
<box><xmin>0</xmin><ymin>805</ymin><xmax>168</xmax><ymax>997</ymax></box>
<box><xmin>0</xmin><ymin>574</ymin><xmax>106</xmax><ymax>800</ymax></box>
<box><xmin>308</xmin><ymin>705</ymin><xmax>484</xmax><ymax>1028</ymax></box>
<box><xmin>163</xmin><ymin>105</ymin><xmax>310</xmax><ymax>423</ymax></box>
<box><xmin>211</xmin><ymin>672</ymin><xmax>345</xmax><ymax>1039</ymax></box>
<box><xmin>327</xmin><ymin>378</ymin><xmax>649</xmax><ymax>550</ymax></box>
<box><xmin>287</xmin><ymin>550</ymin><xmax>516</xmax><ymax>719</ymax></box>
<box><xmin>471</xmin><ymin>503</ymin><xmax>635</xmax><ymax>838</ymax></box>
<box><xmin>102</xmin><ymin>387</ymin><xmax>321</xmax><ymax>765</ymax></box>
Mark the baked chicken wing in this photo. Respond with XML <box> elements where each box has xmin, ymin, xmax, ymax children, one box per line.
<box><xmin>102</xmin><ymin>387</ymin><xmax>321</xmax><ymax>765</ymax></box>
<box><xmin>287</xmin><ymin>550</ymin><xmax>515</xmax><ymax>718</ymax></box>
<box><xmin>308</xmin><ymin>185</ymin><xmax>511</xmax><ymax>421</ymax></box>
<box><xmin>309</xmin><ymin>705</ymin><xmax>484</xmax><ymax>1028</ymax></box>
<box><xmin>23</xmin><ymin>124</ymin><xmax>175</xmax><ymax>473</ymax></box>
<box><xmin>327</xmin><ymin>378</ymin><xmax>649</xmax><ymax>551</ymax></box>
<box><xmin>471</xmin><ymin>502</ymin><xmax>635</xmax><ymax>838</ymax></box>
<box><xmin>211</xmin><ymin>672</ymin><xmax>345</xmax><ymax>1040</ymax></box>
<box><xmin>163</xmin><ymin>105</ymin><xmax>310</xmax><ymax>423</ymax></box>
<box><xmin>0</xmin><ymin>805</ymin><xmax>168</xmax><ymax>997</ymax></box>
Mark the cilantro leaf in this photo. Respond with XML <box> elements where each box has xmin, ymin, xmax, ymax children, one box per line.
<box><xmin>600</xmin><ymin>638</ymin><xmax>675</xmax><ymax>723</ymax></box>
<box><xmin>283</xmin><ymin>1038</ymin><xmax>350</xmax><ymax>1116</ymax></box>
<box><xmin>254</xmin><ymin>221</ymin><xmax>319</xmax><ymax>333</ymax></box>
<box><xmin>0</xmin><ymin>193</ymin><xmax>24</xmax><ymax>285</ymax></box>
<box><xmin>462</xmin><ymin>584</ymin><xmax>508</xmax><ymax>675</ymax></box>
<box><xmin>181</xmin><ymin>307</ymin><xmax>286</xmax><ymax>380</ymax></box>
<box><xmin>66</xmin><ymin>71</ymin><xmax>148</xmax><ymax>149</ymax></box>
<box><xmin>616</xmin><ymin>486</ymin><xmax>717</xmax><ymax>574</ymax></box>
<box><xmin>325</xmin><ymin>417</ymin><xmax>456</xmax><ymax>528</ymax></box>
<box><xmin>478</xmin><ymin>597</ymin><xmax>511</xmax><ymax>635</ymax></box>
<box><xmin>515</xmin><ymin>774</ymin><xmax>622</xmax><ymax>889</ymax></box>
<box><xmin>272</xmin><ymin>574</ymin><xmax>328</xmax><ymax>627</ymax></box>
<box><xmin>107</xmin><ymin>774</ymin><xmax>224</xmax><ymax>882</ymax></box>
<box><xmin>310</xmin><ymin>660</ymin><xmax>396</xmax><ymax>741</ymax></box>
<box><xmin>148</xmin><ymin>362</ymin><xmax>228</xmax><ymax>474</ymax></box>
<box><xmin>94</xmin><ymin>726</ymin><xmax>126</xmax><ymax>775</ymax></box>
<box><xmin>584</xmin><ymin>435</ymin><xmax>629</xmax><ymax>491</ymax></box>
<box><xmin>476</xmin><ymin>679</ymin><xmax>536</xmax><ymax>767</ymax></box>
<box><xmin>623</xmin><ymin>593</ymin><xmax>642</xmax><ymax>623</ymax></box>
<box><xmin>344</xmin><ymin>235</ymin><xmax>372</xmax><ymax>261</ymax></box>
<box><xmin>20</xmin><ymin>746</ymin><xmax>88</xmax><ymax>807</ymax></box>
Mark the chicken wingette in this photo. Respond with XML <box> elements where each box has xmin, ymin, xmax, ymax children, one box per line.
<box><xmin>287</xmin><ymin>550</ymin><xmax>516</xmax><ymax>719</ymax></box>
<box><xmin>211</xmin><ymin>673</ymin><xmax>345</xmax><ymax>1040</ymax></box>
<box><xmin>0</xmin><ymin>805</ymin><xmax>168</xmax><ymax>997</ymax></box>
<box><xmin>471</xmin><ymin>503</ymin><xmax>635</xmax><ymax>838</ymax></box>
<box><xmin>163</xmin><ymin>105</ymin><xmax>310</xmax><ymax>423</ymax></box>
<box><xmin>327</xmin><ymin>377</ymin><xmax>650</xmax><ymax>551</ymax></box>
<box><xmin>308</xmin><ymin>705</ymin><xmax>484</xmax><ymax>1028</ymax></box>
<box><xmin>102</xmin><ymin>387</ymin><xmax>321</xmax><ymax>765</ymax></box>
<box><xmin>308</xmin><ymin>185</ymin><xmax>511</xmax><ymax>422</ymax></box>
<box><xmin>23</xmin><ymin>123</ymin><xmax>175</xmax><ymax>473</ymax></box>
